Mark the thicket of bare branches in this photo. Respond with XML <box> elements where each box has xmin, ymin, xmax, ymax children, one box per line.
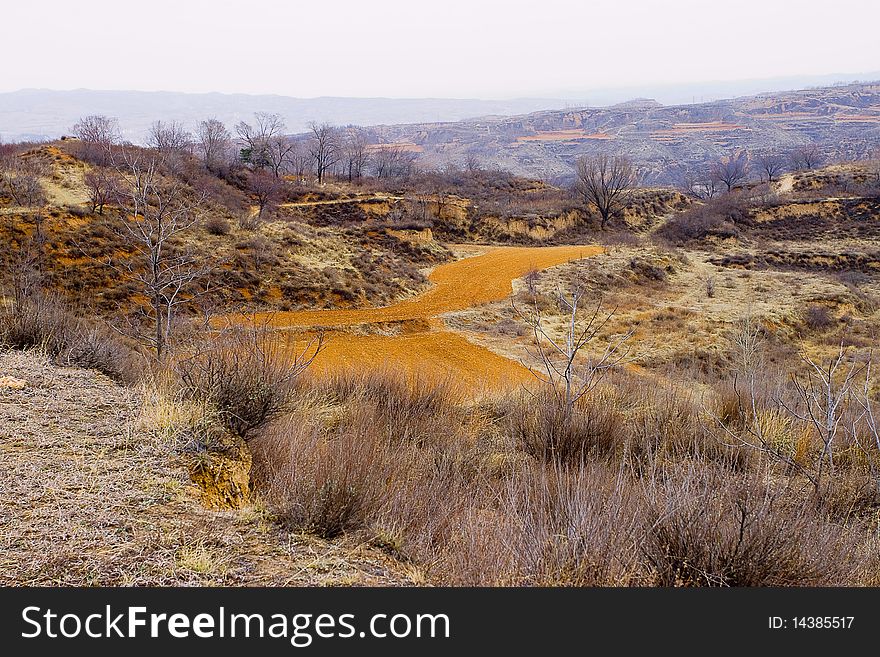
<box><xmin>574</xmin><ymin>154</ymin><xmax>639</xmax><ymax>228</ymax></box>
<box><xmin>710</xmin><ymin>151</ymin><xmax>750</xmax><ymax>192</ymax></box>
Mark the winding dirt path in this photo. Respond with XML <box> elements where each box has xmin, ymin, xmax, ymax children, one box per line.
<box><xmin>261</xmin><ymin>244</ymin><xmax>603</xmax><ymax>390</ymax></box>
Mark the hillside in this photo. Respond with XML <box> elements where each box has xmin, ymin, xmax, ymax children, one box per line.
<box><xmin>365</xmin><ymin>82</ymin><xmax>880</xmax><ymax>181</ymax></box>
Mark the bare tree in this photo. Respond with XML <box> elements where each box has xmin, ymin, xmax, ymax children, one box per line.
<box><xmin>781</xmin><ymin>344</ymin><xmax>862</xmax><ymax>494</ymax></box>
<box><xmin>309</xmin><ymin>123</ymin><xmax>340</xmax><ymax>184</ymax></box>
<box><xmin>710</xmin><ymin>151</ymin><xmax>750</xmax><ymax>192</ymax></box>
<box><xmin>84</xmin><ymin>167</ymin><xmax>118</xmax><ymax>214</ymax></box>
<box><xmin>196</xmin><ymin>118</ymin><xmax>232</xmax><ymax>172</ymax></box>
<box><xmin>288</xmin><ymin>139</ymin><xmax>312</xmax><ymax>180</ymax></box>
<box><xmin>574</xmin><ymin>153</ymin><xmax>639</xmax><ymax>229</ymax></box>
<box><xmin>109</xmin><ymin>148</ymin><xmax>209</xmax><ymax>361</ymax></box>
<box><xmin>514</xmin><ymin>281</ymin><xmax>632</xmax><ymax>415</ymax></box>
<box><xmin>789</xmin><ymin>144</ymin><xmax>823</xmax><ymax>171</ymax></box>
<box><xmin>71</xmin><ymin>115</ymin><xmax>119</xmax><ymax>164</ymax></box>
<box><xmin>372</xmin><ymin>145</ymin><xmax>418</xmax><ymax>180</ymax></box>
<box><xmin>147</xmin><ymin>120</ymin><xmax>192</xmax><ymax>165</ymax></box>
<box><xmin>755</xmin><ymin>152</ymin><xmax>786</xmax><ymax>183</ymax></box>
<box><xmin>464</xmin><ymin>154</ymin><xmax>483</xmax><ymax>174</ymax></box>
<box><xmin>235</xmin><ymin>112</ymin><xmax>286</xmax><ymax>173</ymax></box>
<box><xmin>676</xmin><ymin>165</ymin><xmax>720</xmax><ymax>200</ymax></box>
<box><xmin>341</xmin><ymin>130</ymin><xmax>370</xmax><ymax>182</ymax></box>
<box><xmin>0</xmin><ymin>155</ymin><xmax>46</xmax><ymax>208</ymax></box>
<box><xmin>249</xmin><ymin>170</ymin><xmax>283</xmax><ymax>220</ymax></box>
<box><xmin>0</xmin><ymin>155</ymin><xmax>47</xmax><ymax>303</ymax></box>
<box><xmin>266</xmin><ymin>135</ymin><xmax>297</xmax><ymax>178</ymax></box>
<box><xmin>851</xmin><ymin>356</ymin><xmax>880</xmax><ymax>492</ymax></box>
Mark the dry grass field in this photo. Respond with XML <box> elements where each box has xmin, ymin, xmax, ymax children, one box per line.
<box><xmin>3</xmin><ymin>135</ymin><xmax>880</xmax><ymax>587</ymax></box>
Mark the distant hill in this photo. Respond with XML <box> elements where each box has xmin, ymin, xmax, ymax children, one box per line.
<box><xmin>0</xmin><ymin>89</ymin><xmax>570</xmax><ymax>142</ymax></box>
<box><xmin>362</xmin><ymin>82</ymin><xmax>880</xmax><ymax>182</ymax></box>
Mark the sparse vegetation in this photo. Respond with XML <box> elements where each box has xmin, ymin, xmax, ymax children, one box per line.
<box><xmin>2</xmin><ymin>99</ymin><xmax>880</xmax><ymax>589</ymax></box>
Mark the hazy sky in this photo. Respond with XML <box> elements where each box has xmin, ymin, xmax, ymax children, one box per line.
<box><xmin>3</xmin><ymin>0</ymin><xmax>879</xmax><ymax>98</ymax></box>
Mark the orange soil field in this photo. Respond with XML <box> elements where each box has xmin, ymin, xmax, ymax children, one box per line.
<box><xmin>516</xmin><ymin>130</ymin><xmax>612</xmax><ymax>143</ymax></box>
<box><xmin>253</xmin><ymin>245</ymin><xmax>602</xmax><ymax>390</ymax></box>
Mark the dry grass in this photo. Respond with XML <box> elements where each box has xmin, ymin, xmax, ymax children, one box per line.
<box><xmin>0</xmin><ymin>351</ymin><xmax>412</xmax><ymax>586</ymax></box>
<box><xmin>247</xmin><ymin>367</ymin><xmax>880</xmax><ymax>586</ymax></box>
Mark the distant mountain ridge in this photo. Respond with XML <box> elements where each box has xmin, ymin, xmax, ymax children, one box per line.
<box><xmin>0</xmin><ymin>89</ymin><xmax>570</xmax><ymax>142</ymax></box>
<box><xmin>361</xmin><ymin>81</ymin><xmax>880</xmax><ymax>182</ymax></box>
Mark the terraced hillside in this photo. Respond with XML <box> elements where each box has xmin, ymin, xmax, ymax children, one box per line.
<box><xmin>365</xmin><ymin>82</ymin><xmax>880</xmax><ymax>181</ymax></box>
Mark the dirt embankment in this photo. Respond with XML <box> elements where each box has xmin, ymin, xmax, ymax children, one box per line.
<box><xmin>0</xmin><ymin>351</ymin><xmax>410</xmax><ymax>585</ymax></box>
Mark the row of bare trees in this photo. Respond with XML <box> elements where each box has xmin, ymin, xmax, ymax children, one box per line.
<box><xmin>71</xmin><ymin>113</ymin><xmax>420</xmax><ymax>185</ymax></box>
<box><xmin>677</xmin><ymin>145</ymin><xmax>825</xmax><ymax>199</ymax></box>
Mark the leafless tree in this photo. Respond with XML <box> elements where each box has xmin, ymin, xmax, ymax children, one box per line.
<box><xmin>789</xmin><ymin>144</ymin><xmax>823</xmax><ymax>171</ymax></box>
<box><xmin>266</xmin><ymin>135</ymin><xmax>297</xmax><ymax>178</ymax></box>
<box><xmin>109</xmin><ymin>148</ymin><xmax>209</xmax><ymax>361</ymax></box>
<box><xmin>574</xmin><ymin>153</ymin><xmax>639</xmax><ymax>228</ymax></box>
<box><xmin>286</xmin><ymin>139</ymin><xmax>311</xmax><ymax>180</ymax></box>
<box><xmin>372</xmin><ymin>145</ymin><xmax>418</xmax><ymax>180</ymax></box>
<box><xmin>196</xmin><ymin>118</ymin><xmax>232</xmax><ymax>171</ymax></box>
<box><xmin>851</xmin><ymin>356</ymin><xmax>880</xmax><ymax>492</ymax></box>
<box><xmin>464</xmin><ymin>154</ymin><xmax>483</xmax><ymax>174</ymax></box>
<box><xmin>710</xmin><ymin>151</ymin><xmax>750</xmax><ymax>192</ymax></box>
<box><xmin>514</xmin><ymin>281</ymin><xmax>632</xmax><ymax>414</ymax></box>
<box><xmin>71</xmin><ymin>115</ymin><xmax>120</xmax><ymax>164</ymax></box>
<box><xmin>710</xmin><ymin>313</ymin><xmax>822</xmax><ymax>491</ymax></box>
<box><xmin>676</xmin><ymin>165</ymin><xmax>720</xmax><ymax>200</ymax></box>
<box><xmin>84</xmin><ymin>167</ymin><xmax>118</xmax><ymax>214</ymax></box>
<box><xmin>147</xmin><ymin>120</ymin><xmax>192</xmax><ymax>164</ymax></box>
<box><xmin>0</xmin><ymin>155</ymin><xmax>46</xmax><ymax>208</ymax></box>
<box><xmin>780</xmin><ymin>344</ymin><xmax>862</xmax><ymax>494</ymax></box>
<box><xmin>309</xmin><ymin>123</ymin><xmax>340</xmax><ymax>184</ymax></box>
<box><xmin>0</xmin><ymin>155</ymin><xmax>47</xmax><ymax>303</ymax></box>
<box><xmin>713</xmin><ymin>326</ymin><xmax>863</xmax><ymax>497</ymax></box>
<box><xmin>236</xmin><ymin>112</ymin><xmax>287</xmax><ymax>173</ymax></box>
<box><xmin>341</xmin><ymin>130</ymin><xmax>370</xmax><ymax>182</ymax></box>
<box><xmin>755</xmin><ymin>152</ymin><xmax>786</xmax><ymax>183</ymax></box>
<box><xmin>249</xmin><ymin>170</ymin><xmax>283</xmax><ymax>220</ymax></box>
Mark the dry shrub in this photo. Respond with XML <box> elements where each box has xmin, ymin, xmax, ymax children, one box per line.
<box><xmin>250</xmin><ymin>387</ymin><xmax>473</xmax><ymax>544</ymax></box>
<box><xmin>176</xmin><ymin>326</ymin><xmax>319</xmax><ymax>441</ymax></box>
<box><xmin>642</xmin><ymin>468</ymin><xmax>859</xmax><ymax>586</ymax></box>
<box><xmin>323</xmin><ymin>369</ymin><xmax>462</xmax><ymax>446</ymax></box>
<box><xmin>0</xmin><ymin>294</ymin><xmax>140</xmax><ymax>382</ymax></box>
<box><xmin>802</xmin><ymin>304</ymin><xmax>834</xmax><ymax>331</ymax></box>
<box><xmin>247</xmin><ymin>368</ymin><xmax>875</xmax><ymax>586</ymax></box>
<box><xmin>504</xmin><ymin>389</ymin><xmax>625</xmax><ymax>464</ymax></box>
<box><xmin>438</xmin><ymin>461</ymin><xmax>645</xmax><ymax>586</ymax></box>
<box><xmin>204</xmin><ymin>214</ymin><xmax>231</xmax><ymax>236</ymax></box>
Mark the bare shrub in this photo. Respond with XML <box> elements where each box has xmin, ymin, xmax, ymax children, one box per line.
<box><xmin>504</xmin><ymin>389</ymin><xmax>625</xmax><ymax>464</ymax></box>
<box><xmin>176</xmin><ymin>325</ymin><xmax>323</xmax><ymax>442</ymax></box>
<box><xmin>656</xmin><ymin>193</ymin><xmax>749</xmax><ymax>245</ymax></box>
<box><xmin>642</xmin><ymin>469</ymin><xmax>857</xmax><ymax>586</ymax></box>
<box><xmin>323</xmin><ymin>369</ymin><xmax>460</xmax><ymax>446</ymax></box>
<box><xmin>439</xmin><ymin>461</ymin><xmax>645</xmax><ymax>586</ymax></box>
<box><xmin>0</xmin><ymin>294</ymin><xmax>140</xmax><ymax>382</ymax></box>
<box><xmin>204</xmin><ymin>214</ymin><xmax>231</xmax><ymax>236</ymax></box>
<box><xmin>802</xmin><ymin>304</ymin><xmax>834</xmax><ymax>331</ymax></box>
<box><xmin>250</xmin><ymin>386</ymin><xmax>470</xmax><ymax>544</ymax></box>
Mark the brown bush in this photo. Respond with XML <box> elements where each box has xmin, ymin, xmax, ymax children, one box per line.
<box><xmin>246</xmin><ymin>367</ymin><xmax>875</xmax><ymax>586</ymax></box>
<box><xmin>204</xmin><ymin>215</ymin><xmax>231</xmax><ymax>236</ymax></box>
<box><xmin>438</xmin><ymin>461</ymin><xmax>645</xmax><ymax>586</ymax></box>
<box><xmin>642</xmin><ymin>469</ymin><xmax>859</xmax><ymax>586</ymax></box>
<box><xmin>802</xmin><ymin>304</ymin><xmax>834</xmax><ymax>331</ymax></box>
<box><xmin>0</xmin><ymin>294</ymin><xmax>140</xmax><ymax>382</ymax></box>
<box><xmin>176</xmin><ymin>326</ymin><xmax>319</xmax><ymax>441</ymax></box>
<box><xmin>504</xmin><ymin>390</ymin><xmax>625</xmax><ymax>464</ymax></box>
